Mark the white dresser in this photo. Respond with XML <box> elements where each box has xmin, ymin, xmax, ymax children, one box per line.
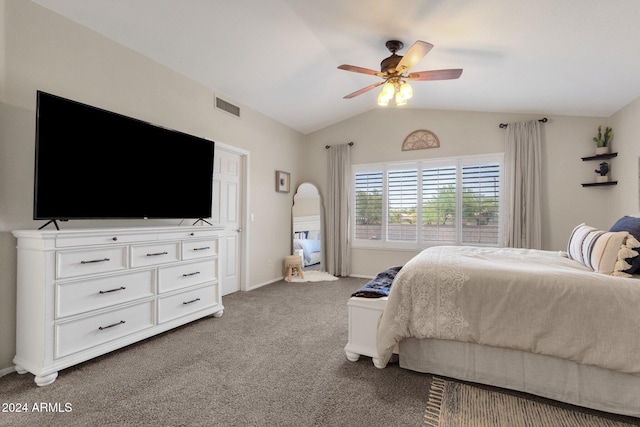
<box><xmin>12</xmin><ymin>225</ymin><xmax>224</xmax><ymax>386</ymax></box>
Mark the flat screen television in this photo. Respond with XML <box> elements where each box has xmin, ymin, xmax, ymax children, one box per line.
<box><xmin>34</xmin><ymin>91</ymin><xmax>215</xmax><ymax>224</ymax></box>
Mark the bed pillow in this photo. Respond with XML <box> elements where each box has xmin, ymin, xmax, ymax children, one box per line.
<box><xmin>609</xmin><ymin>216</ymin><xmax>640</xmax><ymax>274</ymax></box>
<box><xmin>307</xmin><ymin>230</ymin><xmax>321</xmax><ymax>240</ymax></box>
<box><xmin>567</xmin><ymin>223</ymin><xmax>639</xmax><ymax>277</ymax></box>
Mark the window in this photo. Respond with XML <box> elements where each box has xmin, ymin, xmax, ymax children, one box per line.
<box><xmin>352</xmin><ymin>154</ymin><xmax>503</xmax><ymax>249</ymax></box>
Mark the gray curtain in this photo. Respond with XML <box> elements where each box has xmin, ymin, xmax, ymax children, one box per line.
<box><xmin>503</xmin><ymin>120</ymin><xmax>542</xmax><ymax>249</ymax></box>
<box><xmin>326</xmin><ymin>144</ymin><xmax>351</xmax><ymax>276</ymax></box>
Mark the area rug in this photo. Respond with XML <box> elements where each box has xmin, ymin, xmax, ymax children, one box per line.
<box><xmin>424</xmin><ymin>377</ymin><xmax>638</xmax><ymax>427</ymax></box>
<box><xmin>287</xmin><ymin>271</ymin><xmax>338</xmax><ymax>282</ymax></box>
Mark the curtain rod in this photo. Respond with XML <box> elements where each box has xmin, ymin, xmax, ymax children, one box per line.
<box><xmin>325</xmin><ymin>141</ymin><xmax>354</xmax><ymax>149</ymax></box>
<box><xmin>499</xmin><ymin>117</ymin><xmax>547</xmax><ymax>129</ymax></box>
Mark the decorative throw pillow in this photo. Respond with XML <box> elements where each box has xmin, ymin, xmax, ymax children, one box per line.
<box><xmin>567</xmin><ymin>223</ymin><xmax>639</xmax><ymax>277</ymax></box>
<box><xmin>610</xmin><ymin>216</ymin><xmax>640</xmax><ymax>274</ymax></box>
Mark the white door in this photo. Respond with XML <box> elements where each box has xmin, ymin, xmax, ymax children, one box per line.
<box><xmin>212</xmin><ymin>147</ymin><xmax>244</xmax><ymax>295</ymax></box>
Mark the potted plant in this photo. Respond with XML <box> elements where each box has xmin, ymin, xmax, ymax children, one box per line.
<box><xmin>593</xmin><ymin>125</ymin><xmax>613</xmax><ymax>155</ymax></box>
<box><xmin>595</xmin><ymin>161</ymin><xmax>609</xmax><ymax>183</ymax></box>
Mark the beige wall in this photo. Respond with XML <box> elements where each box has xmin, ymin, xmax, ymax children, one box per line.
<box><xmin>301</xmin><ymin>108</ymin><xmax>624</xmax><ymax>276</ymax></box>
<box><xmin>609</xmin><ymin>96</ymin><xmax>640</xmax><ymax>220</ymax></box>
<box><xmin>0</xmin><ymin>0</ymin><xmax>303</xmax><ymax>371</ymax></box>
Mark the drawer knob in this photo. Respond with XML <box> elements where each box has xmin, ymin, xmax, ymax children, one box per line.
<box><xmin>98</xmin><ymin>286</ymin><xmax>126</xmax><ymax>294</ymax></box>
<box><xmin>98</xmin><ymin>320</ymin><xmax>126</xmax><ymax>330</ymax></box>
<box><xmin>146</xmin><ymin>251</ymin><xmax>168</xmax><ymax>257</ymax></box>
<box><xmin>112</xmin><ymin>237</ymin><xmax>118</xmax><ymax>241</ymax></box>
<box><xmin>183</xmin><ymin>298</ymin><xmax>201</xmax><ymax>305</ymax></box>
<box><xmin>182</xmin><ymin>271</ymin><xmax>201</xmax><ymax>277</ymax></box>
<box><xmin>80</xmin><ymin>258</ymin><xmax>110</xmax><ymax>264</ymax></box>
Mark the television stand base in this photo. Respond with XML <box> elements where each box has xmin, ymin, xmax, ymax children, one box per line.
<box><xmin>37</xmin><ymin>219</ymin><xmax>68</xmax><ymax>230</ymax></box>
<box><xmin>192</xmin><ymin>218</ymin><xmax>213</xmax><ymax>226</ymax></box>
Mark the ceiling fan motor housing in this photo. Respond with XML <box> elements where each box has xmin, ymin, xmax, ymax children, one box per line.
<box><xmin>380</xmin><ymin>54</ymin><xmax>402</xmax><ymax>74</ymax></box>
<box><xmin>381</xmin><ymin>40</ymin><xmax>404</xmax><ymax>74</ymax></box>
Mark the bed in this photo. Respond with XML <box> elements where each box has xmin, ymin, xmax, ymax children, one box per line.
<box><xmin>345</xmin><ymin>220</ymin><xmax>640</xmax><ymax>417</ymax></box>
<box><xmin>293</xmin><ymin>215</ymin><xmax>322</xmax><ymax>267</ymax></box>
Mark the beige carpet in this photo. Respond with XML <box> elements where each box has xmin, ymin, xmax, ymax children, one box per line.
<box><xmin>424</xmin><ymin>377</ymin><xmax>639</xmax><ymax>427</ymax></box>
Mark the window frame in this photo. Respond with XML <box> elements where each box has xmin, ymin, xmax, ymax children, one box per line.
<box><xmin>351</xmin><ymin>153</ymin><xmax>504</xmax><ymax>251</ymax></box>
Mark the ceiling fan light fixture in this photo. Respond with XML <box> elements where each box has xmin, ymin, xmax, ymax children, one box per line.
<box><xmin>377</xmin><ymin>91</ymin><xmax>391</xmax><ymax>106</ymax></box>
<box><xmin>381</xmin><ymin>81</ymin><xmax>395</xmax><ymax>98</ymax></box>
<box><xmin>399</xmin><ymin>82</ymin><xmax>413</xmax><ymax>100</ymax></box>
<box><xmin>395</xmin><ymin>92</ymin><xmax>408</xmax><ymax>106</ymax></box>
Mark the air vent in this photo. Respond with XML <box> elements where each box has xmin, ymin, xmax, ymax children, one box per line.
<box><xmin>215</xmin><ymin>97</ymin><xmax>241</xmax><ymax>118</ymax></box>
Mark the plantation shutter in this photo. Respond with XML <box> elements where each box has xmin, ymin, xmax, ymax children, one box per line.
<box><xmin>461</xmin><ymin>163</ymin><xmax>500</xmax><ymax>245</ymax></box>
<box><xmin>354</xmin><ymin>171</ymin><xmax>383</xmax><ymax>240</ymax></box>
<box><xmin>388</xmin><ymin>169</ymin><xmax>418</xmax><ymax>242</ymax></box>
<box><xmin>421</xmin><ymin>166</ymin><xmax>457</xmax><ymax>243</ymax></box>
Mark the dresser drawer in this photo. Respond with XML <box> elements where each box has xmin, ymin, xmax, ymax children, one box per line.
<box><xmin>157</xmin><ymin>284</ymin><xmax>218</xmax><ymax>324</ymax></box>
<box><xmin>55</xmin><ymin>270</ymin><xmax>155</xmax><ymax>319</ymax></box>
<box><xmin>158</xmin><ymin>259</ymin><xmax>216</xmax><ymax>293</ymax></box>
<box><xmin>162</xmin><ymin>229</ymin><xmax>220</xmax><ymax>241</ymax></box>
<box><xmin>57</xmin><ymin>247</ymin><xmax>127</xmax><ymax>279</ymax></box>
<box><xmin>130</xmin><ymin>242</ymin><xmax>179</xmax><ymax>267</ymax></box>
<box><xmin>182</xmin><ymin>239</ymin><xmax>217</xmax><ymax>260</ymax></box>
<box><xmin>55</xmin><ymin>301</ymin><xmax>154</xmax><ymax>358</ymax></box>
<box><xmin>56</xmin><ymin>232</ymin><xmax>156</xmax><ymax>248</ymax></box>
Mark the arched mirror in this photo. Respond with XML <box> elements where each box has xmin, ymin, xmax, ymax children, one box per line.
<box><xmin>292</xmin><ymin>183</ymin><xmax>324</xmax><ymax>271</ymax></box>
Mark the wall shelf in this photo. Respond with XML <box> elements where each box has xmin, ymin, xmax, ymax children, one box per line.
<box><xmin>581</xmin><ymin>152</ymin><xmax>618</xmax><ymax>161</ymax></box>
<box><xmin>581</xmin><ymin>181</ymin><xmax>618</xmax><ymax>187</ymax></box>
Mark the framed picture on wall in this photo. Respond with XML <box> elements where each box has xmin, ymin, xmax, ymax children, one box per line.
<box><xmin>276</xmin><ymin>170</ymin><xmax>290</xmax><ymax>193</ymax></box>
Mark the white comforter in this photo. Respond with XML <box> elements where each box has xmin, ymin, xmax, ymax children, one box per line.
<box><xmin>377</xmin><ymin>246</ymin><xmax>640</xmax><ymax>373</ymax></box>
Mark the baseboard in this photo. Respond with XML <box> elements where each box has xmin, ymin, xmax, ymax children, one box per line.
<box><xmin>0</xmin><ymin>365</ymin><xmax>16</xmax><ymax>378</ymax></box>
<box><xmin>349</xmin><ymin>274</ymin><xmax>375</xmax><ymax>280</ymax></box>
<box><xmin>247</xmin><ymin>274</ymin><xmax>363</xmax><ymax>291</ymax></box>
<box><xmin>246</xmin><ymin>276</ymin><xmax>283</xmax><ymax>291</ymax></box>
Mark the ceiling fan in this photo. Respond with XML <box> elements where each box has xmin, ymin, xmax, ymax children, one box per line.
<box><xmin>338</xmin><ymin>40</ymin><xmax>463</xmax><ymax>106</ymax></box>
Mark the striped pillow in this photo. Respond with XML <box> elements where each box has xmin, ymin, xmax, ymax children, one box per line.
<box><xmin>567</xmin><ymin>223</ymin><xmax>639</xmax><ymax>276</ymax></box>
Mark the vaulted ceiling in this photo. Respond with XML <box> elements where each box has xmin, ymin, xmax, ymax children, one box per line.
<box><xmin>33</xmin><ymin>0</ymin><xmax>640</xmax><ymax>134</ymax></box>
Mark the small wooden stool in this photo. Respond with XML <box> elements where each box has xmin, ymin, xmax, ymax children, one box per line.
<box><xmin>284</xmin><ymin>255</ymin><xmax>304</xmax><ymax>282</ymax></box>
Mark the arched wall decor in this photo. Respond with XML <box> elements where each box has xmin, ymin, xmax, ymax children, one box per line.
<box><xmin>402</xmin><ymin>129</ymin><xmax>440</xmax><ymax>151</ymax></box>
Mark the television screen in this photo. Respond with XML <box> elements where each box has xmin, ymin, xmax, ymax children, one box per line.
<box><xmin>34</xmin><ymin>91</ymin><xmax>214</xmax><ymax>221</ymax></box>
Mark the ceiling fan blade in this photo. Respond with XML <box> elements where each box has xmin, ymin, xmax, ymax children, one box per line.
<box><xmin>396</xmin><ymin>41</ymin><xmax>433</xmax><ymax>73</ymax></box>
<box><xmin>343</xmin><ymin>81</ymin><xmax>384</xmax><ymax>99</ymax></box>
<box><xmin>338</xmin><ymin>64</ymin><xmax>386</xmax><ymax>78</ymax></box>
<box><xmin>406</xmin><ymin>69</ymin><xmax>463</xmax><ymax>81</ymax></box>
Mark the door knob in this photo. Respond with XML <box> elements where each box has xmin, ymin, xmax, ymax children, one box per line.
<box><xmin>236</xmin><ymin>228</ymin><xmax>243</xmax><ymax>232</ymax></box>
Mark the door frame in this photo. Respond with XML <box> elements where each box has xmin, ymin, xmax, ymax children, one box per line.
<box><xmin>215</xmin><ymin>141</ymin><xmax>250</xmax><ymax>292</ymax></box>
